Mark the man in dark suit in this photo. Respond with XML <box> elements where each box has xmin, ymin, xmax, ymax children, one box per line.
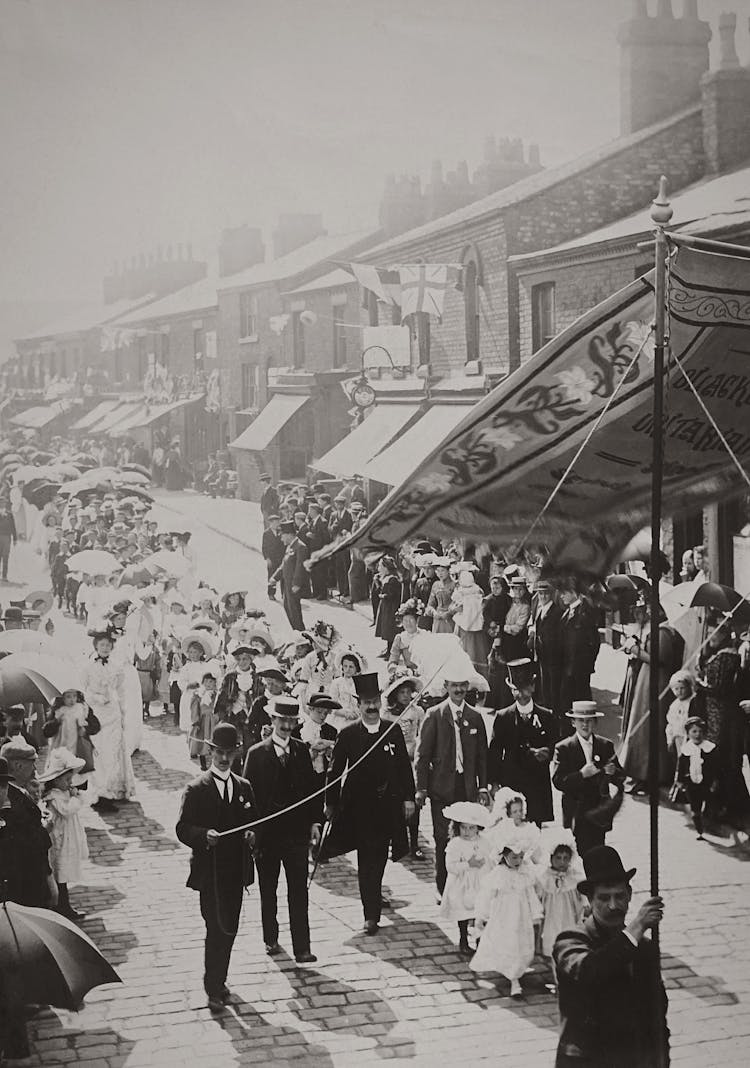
<box><xmin>325</xmin><ymin>672</ymin><xmax>415</xmax><ymax>935</ymax></box>
<box><xmin>529</xmin><ymin>578</ymin><xmax>564</xmax><ymax>720</ymax></box>
<box><xmin>553</xmin><ymin>846</ymin><xmax>668</xmax><ymax>1068</ymax></box>
<box><xmin>306</xmin><ymin>502</ymin><xmax>330</xmax><ymax>600</ymax></box>
<box><xmin>274</xmin><ymin>520</ymin><xmax>308</xmax><ymax>631</ymax></box>
<box><xmin>259</xmin><ymin>474</ymin><xmax>279</xmax><ymax>525</ymax></box>
<box><xmin>328</xmin><ymin>495</ymin><xmax>353</xmax><ymax>599</ymax></box>
<box><xmin>551</xmin><ymin>701</ymin><xmax>625</xmax><ymax>858</ymax></box>
<box><xmin>261</xmin><ymin>515</ymin><xmax>284</xmax><ymax>600</ymax></box>
<box><xmin>243</xmin><ymin>696</ymin><xmax>320</xmax><ymax>963</ymax></box>
<box><xmin>0</xmin><ymin>743</ymin><xmax>53</xmax><ymax>909</ymax></box>
<box><xmin>176</xmin><ymin>723</ymin><xmax>258</xmax><ymax>1014</ymax></box>
<box><xmin>414</xmin><ymin>665</ymin><xmax>489</xmax><ymax>894</ymax></box>
<box><xmin>490</xmin><ymin>659</ymin><xmax>557</xmax><ymax>825</ymax></box>
<box><xmin>559</xmin><ymin>588</ymin><xmax>601</xmax><ymax>728</ymax></box>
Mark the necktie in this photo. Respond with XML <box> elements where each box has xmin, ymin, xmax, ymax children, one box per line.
<box><xmin>277</xmin><ymin>746</ymin><xmax>289</xmax><ymax>767</ymax></box>
<box><xmin>214</xmin><ymin>775</ymin><xmax>229</xmax><ymax>802</ymax></box>
<box><xmin>453</xmin><ymin>713</ymin><xmax>464</xmax><ymax>774</ymax></box>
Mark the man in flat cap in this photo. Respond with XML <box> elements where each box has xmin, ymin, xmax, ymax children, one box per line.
<box><xmin>553</xmin><ymin>845</ymin><xmax>668</xmax><ymax>1067</ymax></box>
<box><xmin>325</xmin><ymin>672</ymin><xmax>415</xmax><ymax>935</ymax></box>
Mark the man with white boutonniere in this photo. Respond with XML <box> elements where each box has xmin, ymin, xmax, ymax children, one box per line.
<box><xmin>176</xmin><ymin>723</ymin><xmax>258</xmax><ymax>1015</ymax></box>
<box><xmin>324</xmin><ymin>673</ymin><xmax>416</xmax><ymax>935</ymax></box>
<box><xmin>551</xmin><ymin>701</ymin><xmax>625</xmax><ymax>859</ymax></box>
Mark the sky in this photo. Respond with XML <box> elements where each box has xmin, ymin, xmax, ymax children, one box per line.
<box><xmin>0</xmin><ymin>0</ymin><xmax>743</xmax><ymax>311</ymax></box>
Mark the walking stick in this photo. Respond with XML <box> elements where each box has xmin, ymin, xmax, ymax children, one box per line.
<box><xmin>307</xmin><ymin>818</ymin><xmax>333</xmax><ymax>890</ymax></box>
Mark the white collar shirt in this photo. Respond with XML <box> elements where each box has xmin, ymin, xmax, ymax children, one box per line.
<box><xmin>211</xmin><ymin>767</ymin><xmax>233</xmax><ymax>803</ymax></box>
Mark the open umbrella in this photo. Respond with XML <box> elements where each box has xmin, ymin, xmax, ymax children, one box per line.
<box><xmin>119</xmin><ymin>462</ymin><xmax>151</xmax><ymax>478</ymax></box>
<box><xmin>28</xmin><ymin>450</ymin><xmax>56</xmax><ymax>463</ymax></box>
<box><xmin>114</xmin><ymin>484</ymin><xmax>153</xmax><ymax>503</ymax></box>
<box><xmin>0</xmin><ymin>453</ymin><xmax>22</xmax><ymax>465</ymax></box>
<box><xmin>73</xmin><ymin>453</ymin><xmax>98</xmax><ymax>470</ymax></box>
<box><xmin>119</xmin><ymin>565</ymin><xmax>153</xmax><ymax>586</ymax></box>
<box><xmin>0</xmin><ymin>631</ymin><xmax>56</xmax><ymax>658</ymax></box>
<box><xmin>0</xmin><ymin>652</ymin><xmax>82</xmax><ymax>704</ymax></box>
<box><xmin>142</xmin><ymin>550</ymin><xmax>190</xmax><ymax>578</ymax></box>
<box><xmin>0</xmin><ymin>901</ymin><xmax>121</xmax><ymax>1010</ymax></box>
<box><xmin>66</xmin><ymin>549</ymin><xmax>121</xmax><ymax>575</ymax></box>
<box><xmin>606</xmin><ymin>574</ymin><xmax>651</xmax><ymax>595</ymax></box>
<box><xmin>690</xmin><ymin>582</ymin><xmax>750</xmax><ymax>624</ymax></box>
<box><xmin>23</xmin><ymin>482</ymin><xmax>63</xmax><ymax>509</ymax></box>
<box><xmin>114</xmin><ymin>470</ymin><xmax>150</xmax><ymax>485</ymax></box>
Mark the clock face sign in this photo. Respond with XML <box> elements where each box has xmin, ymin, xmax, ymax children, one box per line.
<box><xmin>352</xmin><ymin>381</ymin><xmax>376</xmax><ymax>410</ymax></box>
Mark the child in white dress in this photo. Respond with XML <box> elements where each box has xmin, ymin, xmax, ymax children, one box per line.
<box><xmin>439</xmin><ymin>801</ymin><xmax>493</xmax><ymax>955</ymax></box>
<box><xmin>471</xmin><ymin>827</ymin><xmax>543</xmax><ymax>997</ymax></box>
<box><xmin>535</xmin><ymin>829</ymin><xmax>584</xmax><ymax>982</ymax></box>
<box><xmin>39</xmin><ymin>747</ymin><xmax>90</xmax><ymax>922</ymax></box>
<box><xmin>327</xmin><ymin>653</ymin><xmax>362</xmax><ymax>731</ymax></box>
<box><xmin>487</xmin><ymin>787</ymin><xmax>542</xmax><ymax>863</ymax></box>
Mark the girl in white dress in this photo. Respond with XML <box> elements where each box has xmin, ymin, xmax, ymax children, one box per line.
<box><xmin>535</xmin><ymin>829</ymin><xmax>584</xmax><ymax>980</ymax></box>
<box><xmin>44</xmin><ymin>689</ymin><xmax>88</xmax><ymax>764</ymax></box>
<box><xmin>327</xmin><ymin>653</ymin><xmax>362</xmax><ymax>732</ymax></box>
<box><xmin>471</xmin><ymin>827</ymin><xmax>543</xmax><ymax>997</ymax></box>
<box><xmin>177</xmin><ymin>632</ymin><xmax>221</xmax><ymax>732</ymax></box>
<box><xmin>438</xmin><ymin>801</ymin><xmax>493</xmax><ymax>954</ymax></box>
<box><xmin>487</xmin><ymin>788</ymin><xmax>542</xmax><ymax>863</ymax></box>
<box><xmin>39</xmin><ymin>747</ymin><xmax>90</xmax><ymax>921</ymax></box>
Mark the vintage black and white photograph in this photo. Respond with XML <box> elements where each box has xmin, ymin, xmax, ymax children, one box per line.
<box><xmin>1</xmin><ymin>1</ymin><xmax>750</xmax><ymax>1064</ymax></box>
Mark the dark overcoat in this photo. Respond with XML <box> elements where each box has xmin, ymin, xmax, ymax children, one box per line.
<box><xmin>490</xmin><ymin>701</ymin><xmax>557</xmax><ymax>823</ymax></box>
<box><xmin>175</xmin><ymin>771</ymin><xmax>256</xmax><ymax>891</ymax></box>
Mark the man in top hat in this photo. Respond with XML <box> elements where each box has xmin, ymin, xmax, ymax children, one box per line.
<box><xmin>490</xmin><ymin>658</ymin><xmax>557</xmax><ymax>825</ymax></box>
<box><xmin>529</xmin><ymin>578</ymin><xmax>564</xmax><ymax>719</ymax></box>
<box><xmin>306</xmin><ymin>501</ymin><xmax>330</xmax><ymax>600</ymax></box>
<box><xmin>552</xmin><ymin>701</ymin><xmax>625</xmax><ymax>858</ymax></box>
<box><xmin>414</xmin><ymin>664</ymin><xmax>489</xmax><ymax>895</ymax></box>
<box><xmin>274</xmin><ymin>520</ymin><xmax>308</xmax><ymax>632</ymax></box>
<box><xmin>325</xmin><ymin>672</ymin><xmax>415</xmax><ymax>935</ymax></box>
<box><xmin>553</xmin><ymin>845</ymin><xmax>668</xmax><ymax>1068</ymax></box>
<box><xmin>262</xmin><ymin>514</ymin><xmax>284</xmax><ymax>600</ymax></box>
<box><xmin>176</xmin><ymin>723</ymin><xmax>258</xmax><ymax>1014</ymax></box>
<box><xmin>559</xmin><ymin>585</ymin><xmax>601</xmax><ymax>730</ymax></box>
<box><xmin>259</xmin><ymin>474</ymin><xmax>279</xmax><ymax>524</ymax></box>
<box><xmin>243</xmin><ymin>696</ymin><xmax>320</xmax><ymax>963</ymax></box>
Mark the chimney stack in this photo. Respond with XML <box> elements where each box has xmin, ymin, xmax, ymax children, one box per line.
<box><xmin>218</xmin><ymin>225</ymin><xmax>265</xmax><ymax>278</ymax></box>
<box><xmin>271</xmin><ymin>214</ymin><xmax>325</xmax><ymax>260</ymax></box>
<box><xmin>701</xmin><ymin>12</ymin><xmax>750</xmax><ymax>173</ymax></box>
<box><xmin>617</xmin><ymin>0</ymin><xmax>711</xmax><ymax>135</ymax></box>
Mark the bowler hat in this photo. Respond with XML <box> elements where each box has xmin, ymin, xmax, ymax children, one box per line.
<box><xmin>577</xmin><ymin>845</ymin><xmax>636</xmax><ymax>896</ymax></box>
<box><xmin>208</xmin><ymin>723</ymin><xmax>241</xmax><ymax>750</ymax></box>
<box><xmin>352</xmin><ymin>672</ymin><xmax>381</xmax><ymax>703</ymax></box>
<box><xmin>0</xmin><ymin>757</ymin><xmax>15</xmax><ymax>782</ymax></box>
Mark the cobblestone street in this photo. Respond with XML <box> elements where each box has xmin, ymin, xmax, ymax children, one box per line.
<box><xmin>6</xmin><ymin>495</ymin><xmax>750</xmax><ymax>1067</ymax></box>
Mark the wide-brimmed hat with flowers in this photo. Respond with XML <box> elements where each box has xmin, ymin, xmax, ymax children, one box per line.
<box><xmin>181</xmin><ymin>630</ymin><xmax>219</xmax><ymax>658</ymax></box>
<box><xmin>442</xmin><ymin>801</ymin><xmax>491</xmax><ymax>829</ymax></box>
<box><xmin>37</xmin><ymin>747</ymin><xmax>86</xmax><ymax>784</ymax></box>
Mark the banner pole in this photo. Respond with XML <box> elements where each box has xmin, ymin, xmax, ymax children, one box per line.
<box><xmin>649</xmin><ymin>176</ymin><xmax>672</xmax><ymax>1066</ymax></box>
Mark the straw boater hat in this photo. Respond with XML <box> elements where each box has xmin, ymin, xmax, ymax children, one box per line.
<box><xmin>566</xmin><ymin>700</ymin><xmax>604</xmax><ymax>719</ymax></box>
<box><xmin>37</xmin><ymin>747</ymin><xmax>86</xmax><ymax>784</ymax></box>
<box><xmin>181</xmin><ymin>630</ymin><xmax>219</xmax><ymax>658</ymax></box>
<box><xmin>270</xmin><ymin>695</ymin><xmax>301</xmax><ymax>718</ymax></box>
<box><xmin>442</xmin><ymin>801</ymin><xmax>492</xmax><ymax>829</ymax></box>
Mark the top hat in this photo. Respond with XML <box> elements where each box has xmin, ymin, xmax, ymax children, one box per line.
<box><xmin>566</xmin><ymin>700</ymin><xmax>604</xmax><ymax>718</ymax></box>
<box><xmin>0</xmin><ymin>757</ymin><xmax>15</xmax><ymax>782</ymax></box>
<box><xmin>270</xmin><ymin>695</ymin><xmax>300</xmax><ymax>718</ymax></box>
<box><xmin>577</xmin><ymin>845</ymin><xmax>636</xmax><ymax>896</ymax></box>
<box><xmin>352</xmin><ymin>672</ymin><xmax>381</xmax><ymax>703</ymax></box>
<box><xmin>2</xmin><ymin>607</ymin><xmax>24</xmax><ymax>624</ymax></box>
<box><xmin>36</xmin><ymin>747</ymin><xmax>86</xmax><ymax>784</ymax></box>
<box><xmin>208</xmin><ymin>723</ymin><xmax>241</xmax><ymax>750</ymax></box>
<box><xmin>506</xmin><ymin>658</ymin><xmax>536</xmax><ymax>689</ymax></box>
<box><xmin>280</xmin><ymin>520</ymin><xmax>296</xmax><ymax>535</ymax></box>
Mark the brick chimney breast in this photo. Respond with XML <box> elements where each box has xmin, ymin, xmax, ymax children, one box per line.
<box><xmin>618</xmin><ymin>0</ymin><xmax>711</xmax><ymax>135</ymax></box>
<box><xmin>701</xmin><ymin>12</ymin><xmax>750</xmax><ymax>173</ymax></box>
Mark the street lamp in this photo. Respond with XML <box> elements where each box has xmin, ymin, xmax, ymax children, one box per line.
<box><xmin>349</xmin><ymin>344</ymin><xmax>404</xmax><ymax>423</ymax></box>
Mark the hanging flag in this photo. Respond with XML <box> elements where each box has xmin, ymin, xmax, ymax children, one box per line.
<box><xmin>397</xmin><ymin>264</ymin><xmax>462</xmax><ymax>319</ymax></box>
<box><xmin>348</xmin><ymin>264</ymin><xmax>402</xmax><ymax>307</ymax></box>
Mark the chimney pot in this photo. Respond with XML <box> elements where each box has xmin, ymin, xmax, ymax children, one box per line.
<box><xmin>718</xmin><ymin>11</ymin><xmax>740</xmax><ymax>69</ymax></box>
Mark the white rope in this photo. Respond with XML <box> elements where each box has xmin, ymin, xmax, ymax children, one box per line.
<box><xmin>214</xmin><ymin>650</ymin><xmax>457</xmax><ymax>838</ymax></box>
<box><xmin>516</xmin><ymin>327</ymin><xmax>654</xmax><ymax>554</ymax></box>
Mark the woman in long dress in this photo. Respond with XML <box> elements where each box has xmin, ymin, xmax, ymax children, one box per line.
<box><xmin>81</xmin><ymin>631</ymin><xmax>135</xmax><ymax>809</ymax></box>
<box><xmin>619</xmin><ymin>612</ymin><xmax>683</xmax><ymax>791</ymax></box>
<box><xmin>619</xmin><ymin>600</ymin><xmax>648</xmax><ymax>741</ymax></box>
<box><xmin>699</xmin><ymin>617</ymin><xmax>750</xmax><ymax>823</ymax></box>
<box><xmin>374</xmin><ymin>556</ymin><xmax>402</xmax><ymax>656</ymax></box>
<box><xmin>425</xmin><ymin>560</ymin><xmax>455</xmax><ymax>634</ymax></box>
<box><xmin>450</xmin><ymin>566</ymin><xmax>489</xmax><ymax>677</ymax></box>
<box><xmin>108</xmin><ymin>600</ymin><xmax>150</xmax><ymax>754</ymax></box>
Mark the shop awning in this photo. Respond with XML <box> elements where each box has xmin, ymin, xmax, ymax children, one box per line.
<box><xmin>229</xmin><ymin>394</ymin><xmax>309</xmax><ymax>452</ymax></box>
<box><xmin>111</xmin><ymin>395</ymin><xmax>204</xmax><ymax>436</ymax></box>
<box><xmin>318</xmin><ymin>240</ymin><xmax>750</xmax><ymax>579</ymax></box>
<box><xmin>310</xmin><ymin>403</ymin><xmax>421</xmax><ymax>478</ymax></box>
<box><xmin>362</xmin><ymin>403</ymin><xmax>476</xmax><ymax>487</ymax></box>
<box><xmin>88</xmin><ymin>401</ymin><xmax>142</xmax><ymax>434</ymax></box>
<box><xmin>9</xmin><ymin>402</ymin><xmax>72</xmax><ymax>429</ymax></box>
<box><xmin>70</xmin><ymin>399</ymin><xmax>122</xmax><ymax>431</ymax></box>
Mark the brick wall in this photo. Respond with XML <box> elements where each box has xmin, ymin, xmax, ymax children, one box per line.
<box><xmin>280</xmin><ymin>283</ymin><xmax>363</xmax><ymax>374</ymax></box>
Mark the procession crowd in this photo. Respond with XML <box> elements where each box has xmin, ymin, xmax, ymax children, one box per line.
<box><xmin>0</xmin><ymin>441</ymin><xmax>748</xmax><ymax>1066</ymax></box>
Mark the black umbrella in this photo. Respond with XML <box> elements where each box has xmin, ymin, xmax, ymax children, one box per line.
<box><xmin>73</xmin><ymin>453</ymin><xmax>98</xmax><ymax>470</ymax></box>
<box><xmin>606</xmin><ymin>573</ymin><xmax>651</xmax><ymax>594</ymax></box>
<box><xmin>24</xmin><ymin>482</ymin><xmax>62</xmax><ymax>508</ymax></box>
<box><xmin>114</xmin><ymin>484</ymin><xmax>154</xmax><ymax>503</ymax></box>
<box><xmin>119</xmin><ymin>462</ymin><xmax>151</xmax><ymax>478</ymax></box>
<box><xmin>690</xmin><ymin>582</ymin><xmax>750</xmax><ymax>625</ymax></box>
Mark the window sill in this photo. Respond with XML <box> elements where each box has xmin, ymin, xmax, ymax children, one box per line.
<box><xmin>239</xmin><ymin>335</ymin><xmax>259</xmax><ymax>345</ymax></box>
